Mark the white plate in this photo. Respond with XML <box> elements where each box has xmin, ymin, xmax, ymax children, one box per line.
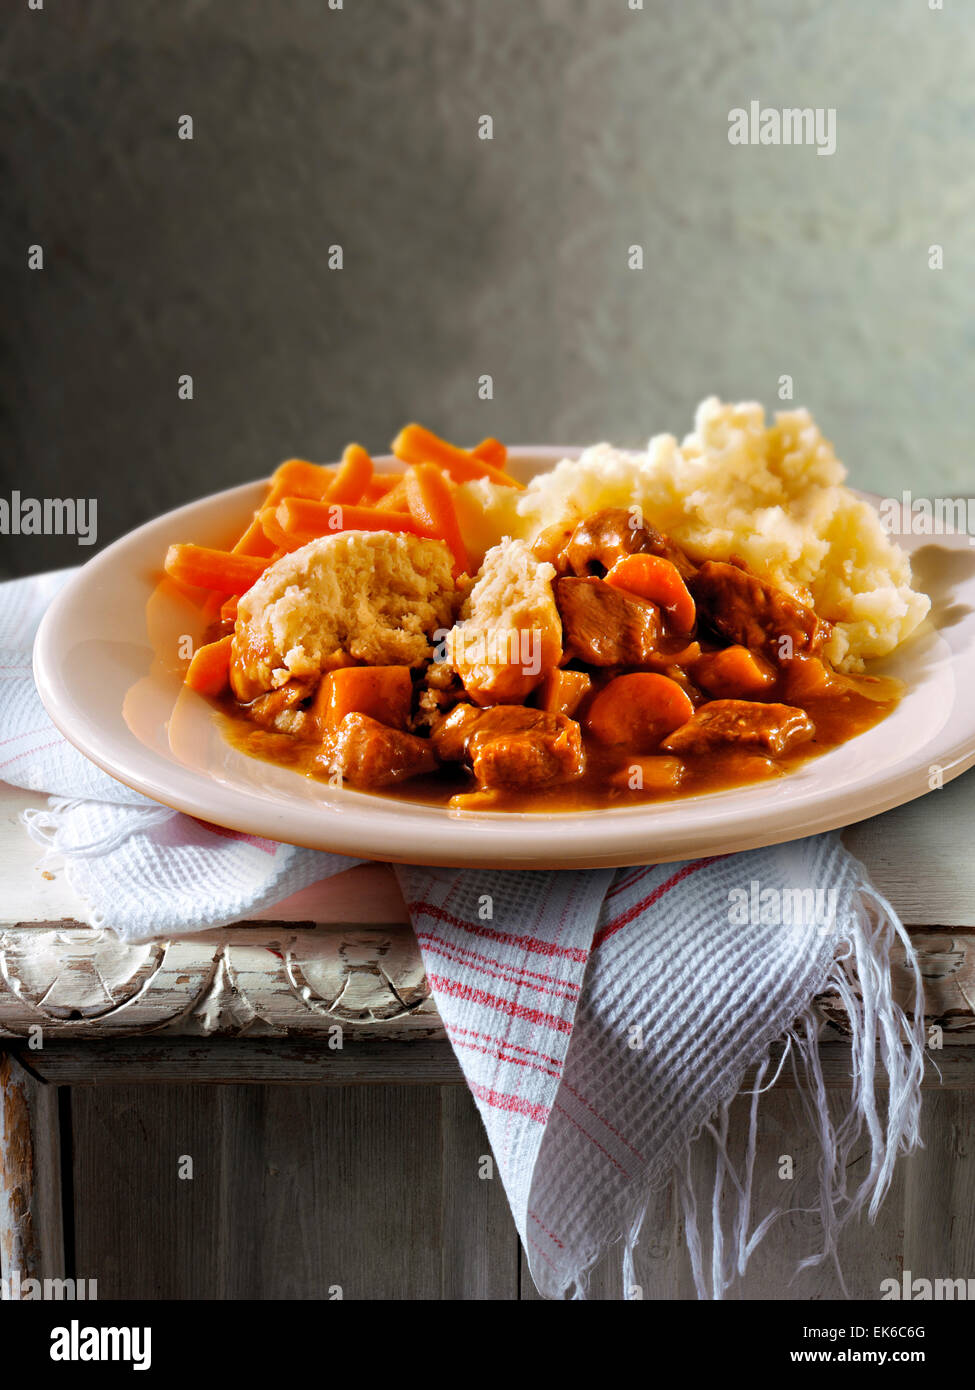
<box><xmin>33</xmin><ymin>449</ymin><xmax>975</xmax><ymax>869</ymax></box>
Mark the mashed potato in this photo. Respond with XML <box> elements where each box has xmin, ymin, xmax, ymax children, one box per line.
<box><xmin>454</xmin><ymin>398</ymin><xmax>930</xmax><ymax>671</ymax></box>
<box><xmin>231</xmin><ymin>531</ymin><xmax>456</xmax><ymax>701</ymax></box>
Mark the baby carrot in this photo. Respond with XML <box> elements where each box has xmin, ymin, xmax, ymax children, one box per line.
<box><xmin>165</xmin><ymin>544</ymin><xmax>268</xmax><ymax>594</ymax></box>
<box><xmin>405</xmin><ymin>464</ymin><xmax>470</xmax><ymax>576</ymax></box>
<box><xmin>200</xmin><ymin>589</ymin><xmax>225</xmax><ymax>623</ymax></box>
<box><xmin>266</xmin><ymin>458</ymin><xmax>335</xmax><ymax>504</ymax></box>
<box><xmin>472</xmin><ymin>437</ymin><xmax>507</xmax><ymax>468</ymax></box>
<box><xmin>374</xmin><ymin>478</ymin><xmax>411</xmax><ymax>512</ymax></box>
<box><xmin>260</xmin><ymin>504</ymin><xmax>303</xmax><ymax>552</ymax></box>
<box><xmin>184</xmin><ymin>634</ymin><xmax>233</xmax><ymax>696</ymax></box>
<box><xmin>275</xmin><ymin>497</ymin><xmax>431</xmax><ymax>542</ymax></box>
<box><xmin>232</xmin><ymin>511</ymin><xmax>278</xmax><ymax>557</ymax></box>
<box><xmin>326</xmin><ymin>443</ymin><xmax>374</xmax><ymax>506</ymax></box>
<box><xmin>391</xmin><ymin>424</ymin><xmax>522</xmax><ymax>489</ymax></box>
<box><xmin>362</xmin><ymin>472</ymin><xmax>403</xmax><ymax>503</ymax></box>
<box><xmin>220</xmin><ymin>594</ymin><xmax>239</xmax><ymax>623</ymax></box>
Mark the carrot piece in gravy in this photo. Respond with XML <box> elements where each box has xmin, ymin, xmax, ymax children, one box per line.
<box><xmin>314</xmin><ymin>665</ymin><xmax>414</xmax><ymax>734</ymax></box>
<box><xmin>200</xmin><ymin>589</ymin><xmax>225</xmax><ymax>623</ymax></box>
<box><xmin>584</xmin><ymin>673</ymin><xmax>695</xmax><ymax>753</ymax></box>
<box><xmin>693</xmin><ymin>645</ymin><xmax>776</xmax><ymax>699</ymax></box>
<box><xmin>604</xmin><ymin>553</ymin><xmax>696</xmax><ymax>632</ymax></box>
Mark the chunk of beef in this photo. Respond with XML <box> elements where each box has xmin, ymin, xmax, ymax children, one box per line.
<box><xmin>660</xmin><ymin>700</ymin><xmax>815</xmax><ymax>757</ymax></box>
<box><xmin>689</xmin><ymin>561</ymin><xmax>827</xmax><ymax>663</ymax></box>
<box><xmin>564</xmin><ymin>508</ymin><xmax>696</xmax><ymax>580</ymax></box>
<box><xmin>431</xmin><ymin>703</ymin><xmax>510</xmax><ymax>760</ymax></box>
<box><xmin>322</xmin><ymin>713</ymin><xmax>438</xmax><ymax>788</ymax></box>
<box><xmin>470</xmin><ymin>729</ymin><xmax>583</xmax><ymax>791</ymax></box>
<box><xmin>555</xmin><ymin>576</ymin><xmax>659</xmax><ymax>667</ymax></box>
<box><xmin>245</xmin><ymin>678</ymin><xmax>316</xmax><ymax>735</ymax></box>
<box><xmin>432</xmin><ymin>704</ymin><xmax>584</xmax><ymax>790</ymax></box>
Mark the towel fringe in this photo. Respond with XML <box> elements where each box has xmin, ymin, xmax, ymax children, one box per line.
<box><xmin>612</xmin><ymin>881</ymin><xmax>925</xmax><ymax>1301</ymax></box>
<box><xmin>22</xmin><ymin>796</ymin><xmax>174</xmax><ymax>860</ymax></box>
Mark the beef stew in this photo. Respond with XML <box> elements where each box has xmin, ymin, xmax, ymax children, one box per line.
<box><xmin>214</xmin><ymin>508</ymin><xmax>902</xmax><ymax>811</ymax></box>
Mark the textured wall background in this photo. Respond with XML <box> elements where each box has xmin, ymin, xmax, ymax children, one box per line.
<box><xmin>1</xmin><ymin>0</ymin><xmax>972</xmax><ymax>575</ymax></box>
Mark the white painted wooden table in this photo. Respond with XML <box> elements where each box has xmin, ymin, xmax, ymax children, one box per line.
<box><xmin>2</xmin><ymin>772</ymin><xmax>974</xmax><ymax>1300</ymax></box>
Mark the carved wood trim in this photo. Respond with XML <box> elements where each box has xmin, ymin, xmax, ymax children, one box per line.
<box><xmin>0</xmin><ymin>922</ymin><xmax>442</xmax><ymax>1040</ymax></box>
<box><xmin>0</xmin><ymin>921</ymin><xmax>972</xmax><ymax>1041</ymax></box>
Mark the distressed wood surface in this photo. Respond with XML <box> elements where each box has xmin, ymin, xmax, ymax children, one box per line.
<box><xmin>841</xmin><ymin>768</ymin><xmax>975</xmax><ymax>928</ymax></box>
<box><xmin>68</xmin><ymin>1082</ymin><xmax>520</xmax><ymax>1300</ymax></box>
<box><xmin>17</xmin><ymin>1038</ymin><xmax>464</xmax><ymax>1085</ymax></box>
<box><xmin>0</xmin><ymin>1051</ymin><xmax>64</xmax><ymax>1291</ymax></box>
<box><xmin>12</xmin><ymin>1036</ymin><xmax>975</xmax><ymax>1088</ymax></box>
<box><xmin>59</xmin><ymin>1073</ymin><xmax>975</xmax><ymax>1301</ymax></box>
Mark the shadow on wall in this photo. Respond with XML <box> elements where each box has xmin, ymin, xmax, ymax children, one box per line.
<box><xmin>0</xmin><ymin>1</ymin><xmax>514</xmax><ymax>576</ymax></box>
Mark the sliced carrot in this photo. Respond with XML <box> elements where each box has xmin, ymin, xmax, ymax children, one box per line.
<box><xmin>313</xmin><ymin>665</ymin><xmax>413</xmax><ymax>734</ymax></box>
<box><xmin>694</xmin><ymin>645</ymin><xmax>775</xmax><ymax>699</ymax></box>
<box><xmin>165</xmin><ymin>544</ymin><xmax>268</xmax><ymax>595</ymax></box>
<box><xmin>392</xmin><ymin>423</ymin><xmax>522</xmax><ymax>489</ymax></box>
<box><xmin>232</xmin><ymin>511</ymin><xmax>278</xmax><ymax>558</ymax></box>
<box><xmin>220</xmin><ymin>594</ymin><xmax>239</xmax><ymax>623</ymax></box>
<box><xmin>472</xmin><ymin>437</ymin><xmax>507</xmax><ymax>468</ymax></box>
<box><xmin>275</xmin><ymin>497</ymin><xmax>431</xmax><ymax>542</ymax></box>
<box><xmin>605</xmin><ymin>553</ymin><xmax>696</xmax><ymax>632</ymax></box>
<box><xmin>404</xmin><ymin>464</ymin><xmax>470</xmax><ymax>576</ymax></box>
<box><xmin>184</xmin><ymin>634</ymin><xmax>233</xmax><ymax>696</ymax></box>
<box><xmin>584</xmin><ymin>673</ymin><xmax>694</xmax><ymax>753</ymax></box>
<box><xmin>326</xmin><ymin>443</ymin><xmax>374</xmax><ymax>506</ymax></box>
<box><xmin>266</xmin><ymin>458</ymin><xmax>335</xmax><ymax>504</ymax></box>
